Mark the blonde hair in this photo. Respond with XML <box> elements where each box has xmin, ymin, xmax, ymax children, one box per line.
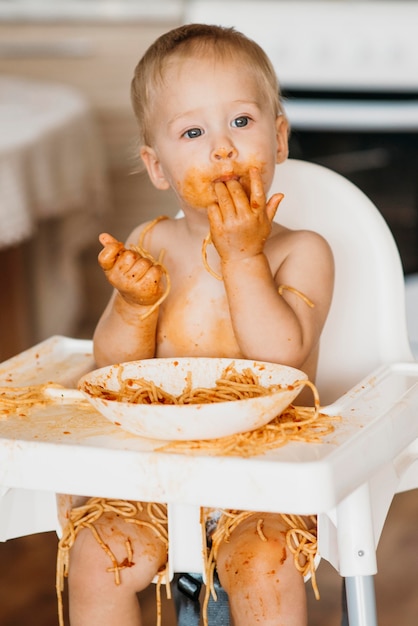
<box><xmin>131</xmin><ymin>23</ymin><xmax>286</xmax><ymax>146</ymax></box>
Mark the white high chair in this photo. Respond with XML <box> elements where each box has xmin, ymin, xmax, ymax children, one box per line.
<box><xmin>174</xmin><ymin>158</ymin><xmax>415</xmax><ymax>625</ymax></box>
<box><xmin>0</xmin><ymin>159</ymin><xmax>415</xmax><ymax>626</ymax></box>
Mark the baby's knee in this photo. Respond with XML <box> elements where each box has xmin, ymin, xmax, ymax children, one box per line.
<box><xmin>218</xmin><ymin>537</ymin><xmax>287</xmax><ymax>589</ymax></box>
<box><xmin>67</xmin><ymin>513</ymin><xmax>167</xmax><ymax>594</ymax></box>
<box><xmin>68</xmin><ymin>526</ymin><xmax>113</xmax><ymax>591</ymax></box>
<box><xmin>215</xmin><ymin>516</ymin><xmax>295</xmax><ymax>593</ymax></box>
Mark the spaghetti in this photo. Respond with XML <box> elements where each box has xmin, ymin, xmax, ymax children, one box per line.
<box><xmin>158</xmin><ymin>379</ymin><xmax>338</xmax><ymax>457</ymax></box>
<box><xmin>0</xmin><ymin>383</ymin><xmax>63</xmax><ymax>410</ymax></box>
<box><xmin>130</xmin><ymin>215</ymin><xmax>171</xmax><ymax>320</ymax></box>
<box><xmin>82</xmin><ymin>363</ymin><xmax>287</xmax><ymax>406</ymax></box>
<box><xmin>278</xmin><ymin>284</ymin><xmax>315</xmax><ymax>308</ymax></box>
<box><xmin>202</xmin><ymin>231</ymin><xmax>223</xmax><ymax>280</ymax></box>
<box><xmin>159</xmin><ymin>405</ymin><xmax>336</xmax><ymax>457</ymax></box>
<box><xmin>0</xmin><ymin>383</ymin><xmax>93</xmax><ymax>418</ymax></box>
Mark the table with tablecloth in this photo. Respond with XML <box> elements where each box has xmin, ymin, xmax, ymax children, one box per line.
<box><xmin>0</xmin><ymin>76</ymin><xmax>109</xmax><ymax>358</ymax></box>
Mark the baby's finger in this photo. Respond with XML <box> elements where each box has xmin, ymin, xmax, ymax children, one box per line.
<box><xmin>134</xmin><ymin>264</ymin><xmax>165</xmax><ymax>305</ymax></box>
<box><xmin>99</xmin><ymin>232</ymin><xmax>120</xmax><ymax>246</ymax></box>
<box><xmin>213</xmin><ymin>181</ymin><xmax>235</xmax><ymax>219</ymax></box>
<box><xmin>128</xmin><ymin>256</ymin><xmax>155</xmax><ymax>282</ymax></box>
<box><xmin>98</xmin><ymin>239</ymin><xmax>124</xmax><ymax>271</ymax></box>
<box><xmin>248</xmin><ymin>167</ymin><xmax>265</xmax><ymax>211</ymax></box>
<box><xmin>116</xmin><ymin>249</ymin><xmax>142</xmax><ymax>275</ymax></box>
<box><xmin>266</xmin><ymin>193</ymin><xmax>285</xmax><ymax>223</ymax></box>
<box><xmin>207</xmin><ymin>201</ymin><xmax>222</xmax><ymax>225</ymax></box>
<box><xmin>224</xmin><ymin>179</ymin><xmax>250</xmax><ymax>217</ymax></box>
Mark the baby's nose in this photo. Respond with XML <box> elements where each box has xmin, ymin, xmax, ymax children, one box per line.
<box><xmin>212</xmin><ymin>145</ymin><xmax>237</xmax><ymax>161</ymax></box>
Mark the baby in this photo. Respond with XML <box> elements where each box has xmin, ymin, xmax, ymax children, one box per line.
<box><xmin>64</xmin><ymin>23</ymin><xmax>334</xmax><ymax>626</ymax></box>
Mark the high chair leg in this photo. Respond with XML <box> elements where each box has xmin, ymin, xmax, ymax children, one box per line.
<box><xmin>341</xmin><ymin>579</ymin><xmax>349</xmax><ymax>626</ymax></box>
<box><xmin>345</xmin><ymin>575</ymin><xmax>378</xmax><ymax>626</ymax></box>
<box><xmin>336</xmin><ymin>483</ymin><xmax>378</xmax><ymax>626</ymax></box>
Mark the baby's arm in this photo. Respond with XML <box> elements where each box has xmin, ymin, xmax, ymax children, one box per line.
<box><xmin>93</xmin><ymin>231</ymin><xmax>165</xmax><ymax>367</ymax></box>
<box><xmin>209</xmin><ymin>169</ymin><xmax>334</xmax><ymax>370</ymax></box>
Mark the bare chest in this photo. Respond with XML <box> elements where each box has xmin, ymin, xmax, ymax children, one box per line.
<box><xmin>155</xmin><ymin>269</ymin><xmax>241</xmax><ymax>358</ymax></box>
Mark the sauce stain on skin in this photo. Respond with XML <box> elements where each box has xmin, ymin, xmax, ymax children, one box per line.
<box><xmin>157</xmin><ymin>274</ymin><xmax>240</xmax><ymax>358</ymax></box>
<box><xmin>179</xmin><ymin>158</ymin><xmax>265</xmax><ymax>208</ymax></box>
<box><xmin>180</xmin><ymin>168</ymin><xmax>217</xmax><ymax>208</ymax></box>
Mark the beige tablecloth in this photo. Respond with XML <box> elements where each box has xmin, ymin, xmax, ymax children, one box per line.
<box><xmin>0</xmin><ymin>76</ymin><xmax>109</xmax><ymax>340</ymax></box>
<box><xmin>0</xmin><ymin>75</ymin><xmax>107</xmax><ymax>246</ymax></box>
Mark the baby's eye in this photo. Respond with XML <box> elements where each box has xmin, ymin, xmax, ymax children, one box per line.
<box><xmin>232</xmin><ymin>116</ymin><xmax>250</xmax><ymax>128</ymax></box>
<box><xmin>183</xmin><ymin>127</ymin><xmax>203</xmax><ymax>139</ymax></box>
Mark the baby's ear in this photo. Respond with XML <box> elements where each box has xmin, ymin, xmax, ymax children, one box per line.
<box><xmin>140</xmin><ymin>146</ymin><xmax>170</xmax><ymax>190</ymax></box>
<box><xmin>275</xmin><ymin>115</ymin><xmax>289</xmax><ymax>164</ymax></box>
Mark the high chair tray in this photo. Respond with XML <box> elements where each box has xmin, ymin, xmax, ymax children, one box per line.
<box><xmin>0</xmin><ymin>335</ymin><xmax>417</xmax><ymax>515</ymax></box>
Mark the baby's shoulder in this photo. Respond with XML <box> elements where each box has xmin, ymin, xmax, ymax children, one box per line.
<box><xmin>269</xmin><ymin>223</ymin><xmax>332</xmax><ymax>258</ymax></box>
<box><xmin>126</xmin><ymin>215</ymin><xmax>179</xmax><ymax>250</ymax></box>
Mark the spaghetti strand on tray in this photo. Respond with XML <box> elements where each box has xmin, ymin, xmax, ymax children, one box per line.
<box><xmin>158</xmin><ymin>378</ymin><xmax>339</xmax><ymax>457</ymax></box>
<box><xmin>0</xmin><ymin>383</ymin><xmax>64</xmax><ymax>410</ymax></box>
<box><xmin>0</xmin><ymin>383</ymin><xmax>93</xmax><ymax>418</ymax></box>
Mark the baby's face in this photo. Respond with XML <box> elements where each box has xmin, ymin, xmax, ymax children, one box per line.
<box><xmin>144</xmin><ymin>54</ymin><xmax>286</xmax><ymax>211</ymax></box>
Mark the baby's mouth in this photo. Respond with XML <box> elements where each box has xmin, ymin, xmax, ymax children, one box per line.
<box><xmin>212</xmin><ymin>173</ymin><xmax>240</xmax><ymax>184</ymax></box>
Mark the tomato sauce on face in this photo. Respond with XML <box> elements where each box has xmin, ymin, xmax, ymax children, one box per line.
<box><xmin>179</xmin><ymin>158</ymin><xmax>266</xmax><ymax>209</ymax></box>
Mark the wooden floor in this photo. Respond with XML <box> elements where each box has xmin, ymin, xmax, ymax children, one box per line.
<box><xmin>1</xmin><ymin>490</ymin><xmax>418</xmax><ymax>625</ymax></box>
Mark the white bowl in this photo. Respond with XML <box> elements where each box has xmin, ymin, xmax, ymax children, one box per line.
<box><xmin>78</xmin><ymin>358</ymin><xmax>307</xmax><ymax>441</ymax></box>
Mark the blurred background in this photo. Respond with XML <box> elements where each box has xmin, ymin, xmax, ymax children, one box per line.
<box><xmin>0</xmin><ymin>0</ymin><xmax>418</xmax><ymax>624</ymax></box>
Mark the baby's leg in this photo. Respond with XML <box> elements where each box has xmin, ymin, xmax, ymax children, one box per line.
<box><xmin>66</xmin><ymin>505</ymin><xmax>168</xmax><ymax>626</ymax></box>
<box><xmin>215</xmin><ymin>512</ymin><xmax>307</xmax><ymax>626</ymax></box>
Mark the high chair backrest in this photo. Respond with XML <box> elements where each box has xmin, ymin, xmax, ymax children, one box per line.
<box><xmin>274</xmin><ymin>159</ymin><xmax>413</xmax><ymax>405</ymax></box>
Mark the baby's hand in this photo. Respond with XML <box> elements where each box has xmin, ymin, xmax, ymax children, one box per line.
<box><xmin>98</xmin><ymin>233</ymin><xmax>165</xmax><ymax>306</ymax></box>
<box><xmin>208</xmin><ymin>168</ymin><xmax>284</xmax><ymax>263</ymax></box>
